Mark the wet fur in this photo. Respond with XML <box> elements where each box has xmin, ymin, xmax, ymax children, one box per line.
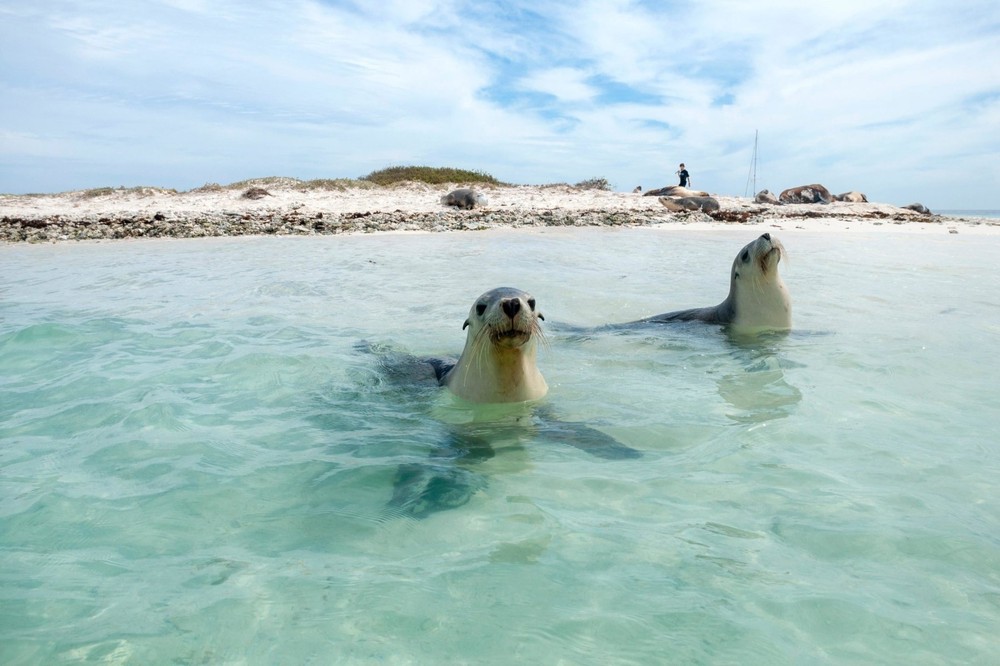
<box><xmin>361</xmin><ymin>288</ymin><xmax>640</xmax><ymax>519</ymax></box>
<box><xmin>442</xmin><ymin>287</ymin><xmax>548</xmax><ymax>403</ymax></box>
<box><xmin>617</xmin><ymin>234</ymin><xmax>791</xmax><ymax>332</ymax></box>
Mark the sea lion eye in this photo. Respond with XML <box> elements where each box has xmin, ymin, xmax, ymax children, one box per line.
<box><xmin>475</xmin><ymin>302</ymin><xmax>487</xmax><ymax>316</ymax></box>
<box><xmin>741</xmin><ymin>250</ymin><xmax>750</xmax><ymax>262</ymax></box>
<box><xmin>527</xmin><ymin>298</ymin><xmax>536</xmax><ymax>311</ymax></box>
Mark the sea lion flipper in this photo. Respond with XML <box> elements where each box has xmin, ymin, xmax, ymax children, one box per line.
<box><xmin>386</xmin><ymin>428</ymin><xmax>494</xmax><ymax>519</ymax></box>
<box><xmin>426</xmin><ymin>357</ymin><xmax>456</xmax><ymax>383</ymax></box>
<box><xmin>387</xmin><ymin>462</ymin><xmax>487</xmax><ymax>519</ymax></box>
<box><xmin>534</xmin><ymin>406</ymin><xmax>641</xmax><ymax>460</ymax></box>
<box><xmin>540</xmin><ymin>420</ymin><xmax>642</xmax><ymax>460</ymax></box>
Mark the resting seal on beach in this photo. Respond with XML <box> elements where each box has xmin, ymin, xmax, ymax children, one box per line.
<box><xmin>779</xmin><ymin>184</ymin><xmax>832</xmax><ymax>204</ymax></box>
<box><xmin>833</xmin><ymin>191</ymin><xmax>868</xmax><ymax>203</ymax></box>
<box><xmin>645</xmin><ymin>185</ymin><xmax>710</xmax><ymax>198</ymax></box>
<box><xmin>658</xmin><ymin>196</ymin><xmax>720</xmax><ymax>213</ymax></box>
<box><xmin>755</xmin><ymin>189</ymin><xmax>780</xmax><ymax>205</ymax></box>
<box><xmin>441</xmin><ymin>188</ymin><xmax>488</xmax><ymax>210</ymax></box>
<box><xmin>606</xmin><ymin>234</ymin><xmax>791</xmax><ymax>332</ymax></box>
<box><xmin>903</xmin><ymin>203</ymin><xmax>932</xmax><ymax>215</ymax></box>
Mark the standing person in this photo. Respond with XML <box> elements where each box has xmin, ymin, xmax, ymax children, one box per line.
<box><xmin>676</xmin><ymin>163</ymin><xmax>691</xmax><ymax>187</ymax></box>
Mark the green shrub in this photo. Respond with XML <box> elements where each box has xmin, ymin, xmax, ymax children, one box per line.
<box><xmin>360</xmin><ymin>166</ymin><xmax>505</xmax><ymax>186</ymax></box>
<box><xmin>80</xmin><ymin>187</ymin><xmax>117</xmax><ymax>198</ymax></box>
<box><xmin>574</xmin><ymin>177</ymin><xmax>612</xmax><ymax>191</ymax></box>
<box><xmin>227</xmin><ymin>176</ymin><xmax>302</xmax><ymax>190</ymax></box>
<box><xmin>191</xmin><ymin>182</ymin><xmax>224</xmax><ymax>193</ymax></box>
<box><xmin>298</xmin><ymin>178</ymin><xmax>376</xmax><ymax>191</ymax></box>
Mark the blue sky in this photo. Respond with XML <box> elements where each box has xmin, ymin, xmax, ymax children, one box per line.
<box><xmin>1</xmin><ymin>0</ymin><xmax>998</xmax><ymax>208</ymax></box>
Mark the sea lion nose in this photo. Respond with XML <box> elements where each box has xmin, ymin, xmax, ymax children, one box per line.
<box><xmin>762</xmin><ymin>232</ymin><xmax>771</xmax><ymax>241</ymax></box>
<box><xmin>501</xmin><ymin>298</ymin><xmax>521</xmax><ymax>318</ymax></box>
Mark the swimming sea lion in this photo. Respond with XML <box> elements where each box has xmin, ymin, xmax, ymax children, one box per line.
<box><xmin>779</xmin><ymin>184</ymin><xmax>832</xmax><ymax>204</ymax></box>
<box><xmin>441</xmin><ymin>188</ymin><xmax>488</xmax><ymax>210</ymax></box>
<box><xmin>613</xmin><ymin>233</ymin><xmax>791</xmax><ymax>332</ymax></box>
<box><xmin>658</xmin><ymin>196</ymin><xmax>720</xmax><ymax>213</ymax></box>
<box><xmin>440</xmin><ymin>287</ymin><xmax>548</xmax><ymax>403</ymax></box>
<box><xmin>363</xmin><ymin>287</ymin><xmax>638</xmax><ymax>518</ymax></box>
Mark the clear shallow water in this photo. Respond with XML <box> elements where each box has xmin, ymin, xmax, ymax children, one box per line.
<box><xmin>939</xmin><ymin>209</ymin><xmax>1000</xmax><ymax>219</ymax></box>
<box><xmin>1</xmin><ymin>229</ymin><xmax>999</xmax><ymax>664</ymax></box>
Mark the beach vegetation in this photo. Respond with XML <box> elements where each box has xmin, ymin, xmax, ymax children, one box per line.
<box><xmin>227</xmin><ymin>176</ymin><xmax>303</xmax><ymax>190</ymax></box>
<box><xmin>190</xmin><ymin>182</ymin><xmax>225</xmax><ymax>193</ymax></box>
<box><xmin>575</xmin><ymin>177</ymin><xmax>612</xmax><ymax>191</ymax></box>
<box><xmin>80</xmin><ymin>187</ymin><xmax>117</xmax><ymax>198</ymax></box>
<box><xmin>299</xmin><ymin>178</ymin><xmax>377</xmax><ymax>191</ymax></box>
<box><xmin>80</xmin><ymin>186</ymin><xmax>178</xmax><ymax>198</ymax></box>
<box><xmin>361</xmin><ymin>166</ymin><xmax>505</xmax><ymax>186</ymax></box>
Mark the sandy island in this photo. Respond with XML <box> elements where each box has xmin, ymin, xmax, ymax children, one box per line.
<box><xmin>2</xmin><ymin>179</ymin><xmax>997</xmax><ymax>243</ymax></box>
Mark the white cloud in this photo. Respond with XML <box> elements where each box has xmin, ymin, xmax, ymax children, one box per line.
<box><xmin>517</xmin><ymin>67</ymin><xmax>596</xmax><ymax>103</ymax></box>
<box><xmin>0</xmin><ymin>0</ymin><xmax>997</xmax><ymax>207</ymax></box>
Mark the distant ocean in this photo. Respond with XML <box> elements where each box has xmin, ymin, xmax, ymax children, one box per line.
<box><xmin>938</xmin><ymin>209</ymin><xmax>1000</xmax><ymax>219</ymax></box>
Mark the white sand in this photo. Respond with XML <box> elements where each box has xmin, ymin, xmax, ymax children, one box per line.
<box><xmin>1</xmin><ymin>181</ymin><xmax>997</xmax><ymax>243</ymax></box>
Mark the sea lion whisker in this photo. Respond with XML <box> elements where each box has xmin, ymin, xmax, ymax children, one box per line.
<box><xmin>470</xmin><ymin>326</ymin><xmax>490</xmax><ymax>375</ymax></box>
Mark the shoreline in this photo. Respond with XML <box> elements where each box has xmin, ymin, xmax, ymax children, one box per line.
<box><xmin>2</xmin><ymin>182</ymin><xmax>998</xmax><ymax>243</ymax></box>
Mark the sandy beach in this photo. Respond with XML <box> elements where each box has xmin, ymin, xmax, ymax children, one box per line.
<box><xmin>2</xmin><ymin>180</ymin><xmax>997</xmax><ymax>243</ymax></box>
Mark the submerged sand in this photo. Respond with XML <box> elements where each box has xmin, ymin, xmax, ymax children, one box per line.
<box><xmin>2</xmin><ymin>181</ymin><xmax>997</xmax><ymax>243</ymax></box>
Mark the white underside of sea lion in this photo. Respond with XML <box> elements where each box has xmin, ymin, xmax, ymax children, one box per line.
<box><xmin>726</xmin><ymin>234</ymin><xmax>792</xmax><ymax>331</ymax></box>
<box><xmin>633</xmin><ymin>233</ymin><xmax>791</xmax><ymax>332</ymax></box>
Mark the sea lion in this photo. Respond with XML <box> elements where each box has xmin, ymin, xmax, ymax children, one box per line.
<box><xmin>440</xmin><ymin>287</ymin><xmax>548</xmax><ymax>403</ymax></box>
<box><xmin>645</xmin><ymin>185</ymin><xmax>710</xmax><ymax>198</ymax></box>
<box><xmin>441</xmin><ymin>188</ymin><xmax>488</xmax><ymax>210</ymax></box>
<box><xmin>362</xmin><ymin>287</ymin><xmax>638</xmax><ymax>517</ymax></box>
<box><xmin>903</xmin><ymin>203</ymin><xmax>932</xmax><ymax>215</ymax></box>
<box><xmin>779</xmin><ymin>184</ymin><xmax>832</xmax><ymax>204</ymax></box>
<box><xmin>612</xmin><ymin>233</ymin><xmax>791</xmax><ymax>332</ymax></box>
<box><xmin>754</xmin><ymin>189</ymin><xmax>779</xmax><ymax>205</ymax></box>
<box><xmin>632</xmin><ymin>186</ymin><xmax>642</xmax><ymax>193</ymax></box>
<box><xmin>658</xmin><ymin>196</ymin><xmax>720</xmax><ymax>213</ymax></box>
<box><xmin>833</xmin><ymin>191</ymin><xmax>868</xmax><ymax>203</ymax></box>
<box><xmin>242</xmin><ymin>187</ymin><xmax>272</xmax><ymax>200</ymax></box>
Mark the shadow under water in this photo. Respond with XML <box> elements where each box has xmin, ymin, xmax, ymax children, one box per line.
<box><xmin>551</xmin><ymin>322</ymin><xmax>806</xmax><ymax>427</ymax></box>
<box><xmin>351</xmin><ymin>342</ymin><xmax>641</xmax><ymax>520</ymax></box>
<box><xmin>718</xmin><ymin>330</ymin><xmax>804</xmax><ymax>423</ymax></box>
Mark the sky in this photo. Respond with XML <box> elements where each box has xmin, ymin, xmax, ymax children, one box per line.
<box><xmin>1</xmin><ymin>1</ymin><xmax>998</xmax><ymax>209</ymax></box>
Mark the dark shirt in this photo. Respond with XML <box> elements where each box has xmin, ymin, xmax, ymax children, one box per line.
<box><xmin>678</xmin><ymin>169</ymin><xmax>690</xmax><ymax>187</ymax></box>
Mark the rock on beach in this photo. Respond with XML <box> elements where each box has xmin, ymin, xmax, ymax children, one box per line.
<box><xmin>0</xmin><ymin>181</ymin><xmax>989</xmax><ymax>243</ymax></box>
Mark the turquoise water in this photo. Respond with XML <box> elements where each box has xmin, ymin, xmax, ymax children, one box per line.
<box><xmin>939</xmin><ymin>209</ymin><xmax>1000</xmax><ymax>219</ymax></box>
<box><xmin>2</xmin><ymin>229</ymin><xmax>999</xmax><ymax>664</ymax></box>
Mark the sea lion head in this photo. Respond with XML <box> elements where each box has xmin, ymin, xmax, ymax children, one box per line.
<box><xmin>727</xmin><ymin>233</ymin><xmax>791</xmax><ymax>331</ymax></box>
<box><xmin>463</xmin><ymin>287</ymin><xmax>544</xmax><ymax>350</ymax></box>
<box><xmin>732</xmin><ymin>233</ymin><xmax>784</xmax><ymax>280</ymax></box>
<box><xmin>446</xmin><ymin>287</ymin><xmax>548</xmax><ymax>403</ymax></box>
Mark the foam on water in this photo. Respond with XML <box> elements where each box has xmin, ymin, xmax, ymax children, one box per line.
<box><xmin>2</xmin><ymin>229</ymin><xmax>999</xmax><ymax>663</ymax></box>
